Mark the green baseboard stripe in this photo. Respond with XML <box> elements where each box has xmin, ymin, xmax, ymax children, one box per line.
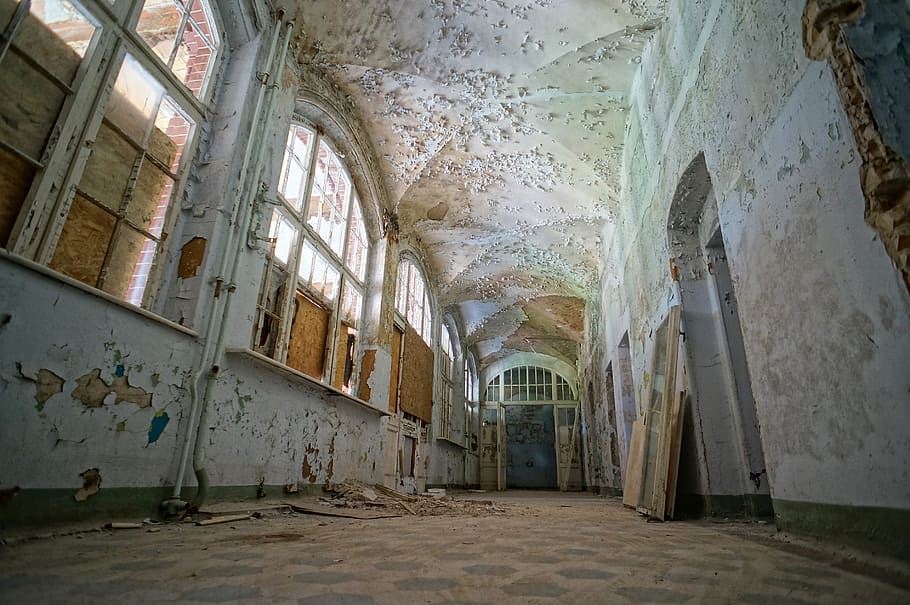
<box><xmin>773</xmin><ymin>499</ymin><xmax>910</xmax><ymax>562</ymax></box>
<box><xmin>0</xmin><ymin>484</ymin><xmax>324</xmax><ymax>529</ymax></box>
<box><xmin>674</xmin><ymin>493</ymin><xmax>774</xmax><ymax>519</ymax></box>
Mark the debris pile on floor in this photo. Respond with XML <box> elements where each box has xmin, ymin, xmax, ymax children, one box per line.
<box><xmin>320</xmin><ymin>480</ymin><xmax>508</xmax><ymax>516</ymax></box>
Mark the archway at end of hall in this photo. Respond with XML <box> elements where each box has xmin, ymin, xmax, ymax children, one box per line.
<box><xmin>479</xmin><ymin>355</ymin><xmax>582</xmax><ymax>491</ymax></box>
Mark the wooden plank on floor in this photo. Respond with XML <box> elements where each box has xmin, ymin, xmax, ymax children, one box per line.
<box><xmin>284</xmin><ymin>502</ymin><xmax>401</xmax><ymax>520</ymax></box>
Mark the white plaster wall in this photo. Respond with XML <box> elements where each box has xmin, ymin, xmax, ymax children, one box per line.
<box><xmin>592</xmin><ymin>0</ymin><xmax>910</xmax><ymax>508</ymax></box>
<box><xmin>203</xmin><ymin>356</ymin><xmax>386</xmax><ymax>488</ymax></box>
<box><xmin>0</xmin><ymin>259</ymin><xmax>197</xmax><ymax>489</ymax></box>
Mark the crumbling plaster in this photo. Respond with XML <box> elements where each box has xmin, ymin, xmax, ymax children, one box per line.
<box><xmin>588</xmin><ymin>0</ymin><xmax>910</xmax><ymax>507</ymax></box>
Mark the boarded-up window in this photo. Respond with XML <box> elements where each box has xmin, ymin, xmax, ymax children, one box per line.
<box><xmin>0</xmin><ymin>0</ymin><xmax>95</xmax><ymax>247</ymax></box>
<box><xmin>399</xmin><ymin>325</ymin><xmax>434</xmax><ymax>423</ymax></box>
<box><xmin>388</xmin><ymin>326</ymin><xmax>403</xmax><ymax>413</ymax></box>
<box><xmin>286</xmin><ymin>292</ymin><xmax>330</xmax><ymax>379</ymax></box>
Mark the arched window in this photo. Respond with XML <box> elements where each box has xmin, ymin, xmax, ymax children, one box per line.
<box><xmin>485</xmin><ymin>366</ymin><xmax>576</xmax><ymax>402</ymax></box>
<box><xmin>395</xmin><ymin>258</ymin><xmax>432</xmax><ymax>345</ymax></box>
<box><xmin>1</xmin><ymin>0</ymin><xmax>222</xmax><ymax>308</ymax></box>
<box><xmin>253</xmin><ymin>123</ymin><xmax>370</xmax><ymax>395</ymax></box>
<box><xmin>437</xmin><ymin>324</ymin><xmax>454</xmax><ymax>439</ymax></box>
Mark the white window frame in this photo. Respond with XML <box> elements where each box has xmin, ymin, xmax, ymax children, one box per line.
<box><xmin>394</xmin><ymin>257</ymin><xmax>433</xmax><ymax>345</ymax></box>
<box><xmin>252</xmin><ymin>119</ymin><xmax>370</xmax><ymax>394</ymax></box>
<box><xmin>437</xmin><ymin>324</ymin><xmax>454</xmax><ymax>440</ymax></box>
<box><xmin>484</xmin><ymin>366</ymin><xmax>577</xmax><ymax>402</ymax></box>
<box><xmin>1</xmin><ymin>0</ymin><xmax>223</xmax><ymax>311</ymax></box>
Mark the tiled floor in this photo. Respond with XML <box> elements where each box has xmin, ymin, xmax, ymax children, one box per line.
<box><xmin>1</xmin><ymin>492</ymin><xmax>907</xmax><ymax>604</ymax></box>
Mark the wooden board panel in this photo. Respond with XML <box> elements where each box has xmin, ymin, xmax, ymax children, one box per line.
<box><xmin>49</xmin><ymin>194</ymin><xmax>114</xmax><ymax>287</ymax></box>
<box><xmin>622</xmin><ymin>416</ymin><xmax>647</xmax><ymax>508</ymax></box>
<box><xmin>0</xmin><ymin>147</ymin><xmax>35</xmax><ymax>247</ymax></box>
<box><xmin>103</xmin><ymin>224</ymin><xmax>148</xmax><ymax>299</ymax></box>
<box><xmin>332</xmin><ymin>323</ymin><xmax>353</xmax><ymax>389</ymax></box>
<box><xmin>388</xmin><ymin>327</ymin><xmax>402</xmax><ymax>413</ymax></box>
<box><xmin>358</xmin><ymin>349</ymin><xmax>376</xmax><ymax>402</ymax></box>
<box><xmin>399</xmin><ymin>325</ymin><xmax>434</xmax><ymax>423</ymax></box>
<box><xmin>286</xmin><ymin>292</ymin><xmax>329</xmax><ymax>379</ymax></box>
<box><xmin>0</xmin><ymin>50</ymin><xmax>66</xmax><ymax>158</ymax></box>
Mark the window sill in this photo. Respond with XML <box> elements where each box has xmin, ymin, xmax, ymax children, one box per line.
<box><xmin>0</xmin><ymin>249</ymin><xmax>197</xmax><ymax>338</ymax></box>
<box><xmin>437</xmin><ymin>436</ymin><xmax>468</xmax><ymax>449</ymax></box>
<box><xmin>225</xmin><ymin>347</ymin><xmax>391</xmax><ymax>417</ymax></box>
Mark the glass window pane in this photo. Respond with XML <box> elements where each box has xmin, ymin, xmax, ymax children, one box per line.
<box><xmin>278</xmin><ymin>126</ymin><xmax>312</xmax><ymax>210</ymax></box>
<box><xmin>268</xmin><ymin>210</ymin><xmax>296</xmax><ymax>265</ymax></box>
<box><xmin>0</xmin><ymin>51</ymin><xmax>67</xmax><ymax>159</ymax></box>
<box><xmin>18</xmin><ymin>0</ymin><xmax>96</xmax><ymax>84</ymax></box>
<box><xmin>187</xmin><ymin>0</ymin><xmax>216</xmax><ymax>45</ymax></box>
<box><xmin>344</xmin><ymin>201</ymin><xmax>368</xmax><ymax>281</ymax></box>
<box><xmin>78</xmin><ymin>122</ymin><xmax>137</xmax><ymax>212</ymax></box>
<box><xmin>102</xmin><ymin>225</ymin><xmax>149</xmax><ymax>300</ymax></box>
<box><xmin>319</xmin><ymin>263</ymin><xmax>340</xmax><ymax>301</ymax></box>
<box><xmin>151</xmin><ymin>97</ymin><xmax>193</xmax><ymax>173</ymax></box>
<box><xmin>173</xmin><ymin>20</ymin><xmax>213</xmax><ymax>96</ymax></box>
<box><xmin>128</xmin><ymin>159</ymin><xmax>174</xmax><ymax>234</ymax></box>
<box><xmin>105</xmin><ymin>55</ymin><xmax>164</xmax><ymax>145</ymax></box>
<box><xmin>136</xmin><ymin>0</ymin><xmax>182</xmax><ymax>66</ymax></box>
<box><xmin>298</xmin><ymin>240</ymin><xmax>315</xmax><ymax>282</ymax></box>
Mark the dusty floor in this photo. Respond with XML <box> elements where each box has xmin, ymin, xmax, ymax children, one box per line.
<box><xmin>1</xmin><ymin>491</ymin><xmax>908</xmax><ymax>604</ymax></box>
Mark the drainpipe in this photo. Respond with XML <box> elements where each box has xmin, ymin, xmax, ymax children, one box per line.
<box><xmin>161</xmin><ymin>12</ymin><xmax>290</xmax><ymax>515</ymax></box>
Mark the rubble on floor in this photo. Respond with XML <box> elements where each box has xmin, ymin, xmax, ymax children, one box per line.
<box><xmin>320</xmin><ymin>480</ymin><xmax>509</xmax><ymax>516</ymax></box>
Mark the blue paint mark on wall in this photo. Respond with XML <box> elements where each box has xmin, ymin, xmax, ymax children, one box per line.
<box><xmin>147</xmin><ymin>410</ymin><xmax>169</xmax><ymax>445</ymax></box>
<box><xmin>115</xmin><ymin>364</ymin><xmax>125</xmax><ymax>377</ymax></box>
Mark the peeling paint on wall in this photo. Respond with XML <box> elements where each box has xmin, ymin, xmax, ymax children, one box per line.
<box><xmin>177</xmin><ymin>236</ymin><xmax>207</xmax><ymax>278</ymax></box>
<box><xmin>27</xmin><ymin>367</ymin><xmax>64</xmax><ymax>411</ymax></box>
<box><xmin>147</xmin><ymin>410</ymin><xmax>169</xmax><ymax>445</ymax></box>
<box><xmin>72</xmin><ymin>369</ymin><xmax>112</xmax><ymax>408</ymax></box>
<box><xmin>74</xmin><ymin>468</ymin><xmax>101</xmax><ymax>502</ymax></box>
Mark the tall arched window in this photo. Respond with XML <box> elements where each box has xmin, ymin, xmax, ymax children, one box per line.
<box><xmin>253</xmin><ymin>122</ymin><xmax>369</xmax><ymax>394</ymax></box>
<box><xmin>437</xmin><ymin>324</ymin><xmax>454</xmax><ymax>439</ymax></box>
<box><xmin>395</xmin><ymin>257</ymin><xmax>432</xmax><ymax>345</ymax></box>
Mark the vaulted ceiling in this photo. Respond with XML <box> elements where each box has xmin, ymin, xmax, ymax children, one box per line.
<box><xmin>290</xmin><ymin>0</ymin><xmax>664</xmax><ymax>368</ymax></box>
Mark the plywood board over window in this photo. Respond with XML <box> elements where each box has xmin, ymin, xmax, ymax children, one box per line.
<box><xmin>388</xmin><ymin>326</ymin><xmax>403</xmax><ymax>413</ymax></box>
<box><xmin>286</xmin><ymin>292</ymin><xmax>330</xmax><ymax>379</ymax></box>
<box><xmin>399</xmin><ymin>325</ymin><xmax>434</xmax><ymax>423</ymax></box>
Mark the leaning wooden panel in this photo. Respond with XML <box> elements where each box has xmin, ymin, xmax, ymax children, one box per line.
<box><xmin>398</xmin><ymin>325</ymin><xmax>434</xmax><ymax>423</ymax></box>
<box><xmin>651</xmin><ymin>305</ymin><xmax>682</xmax><ymax>519</ymax></box>
<box><xmin>666</xmin><ymin>388</ymin><xmax>687</xmax><ymax>520</ymax></box>
<box><xmin>622</xmin><ymin>416</ymin><xmax>647</xmax><ymax>508</ymax></box>
<box><xmin>286</xmin><ymin>293</ymin><xmax>329</xmax><ymax>379</ymax></box>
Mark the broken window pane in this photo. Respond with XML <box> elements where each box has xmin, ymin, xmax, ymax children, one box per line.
<box><xmin>340</xmin><ymin>281</ymin><xmax>363</xmax><ymax>327</ymax></box>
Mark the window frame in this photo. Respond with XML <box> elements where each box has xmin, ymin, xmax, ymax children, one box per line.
<box><xmin>394</xmin><ymin>256</ymin><xmax>433</xmax><ymax>346</ymax></box>
<box><xmin>484</xmin><ymin>365</ymin><xmax>577</xmax><ymax>402</ymax></box>
<box><xmin>252</xmin><ymin>118</ymin><xmax>371</xmax><ymax>395</ymax></box>
<box><xmin>437</xmin><ymin>323</ymin><xmax>454</xmax><ymax>440</ymax></box>
<box><xmin>1</xmin><ymin>0</ymin><xmax>224</xmax><ymax>312</ymax></box>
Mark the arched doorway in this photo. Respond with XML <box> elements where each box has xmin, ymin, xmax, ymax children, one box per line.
<box><xmin>479</xmin><ymin>362</ymin><xmax>581</xmax><ymax>491</ymax></box>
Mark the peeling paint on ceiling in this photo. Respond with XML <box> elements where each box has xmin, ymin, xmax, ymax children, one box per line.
<box><xmin>290</xmin><ymin>0</ymin><xmax>664</xmax><ymax>368</ymax></box>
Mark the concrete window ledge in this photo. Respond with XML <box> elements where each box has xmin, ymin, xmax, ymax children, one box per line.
<box><xmin>437</xmin><ymin>436</ymin><xmax>468</xmax><ymax>449</ymax></box>
<box><xmin>225</xmin><ymin>347</ymin><xmax>391</xmax><ymax>417</ymax></box>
